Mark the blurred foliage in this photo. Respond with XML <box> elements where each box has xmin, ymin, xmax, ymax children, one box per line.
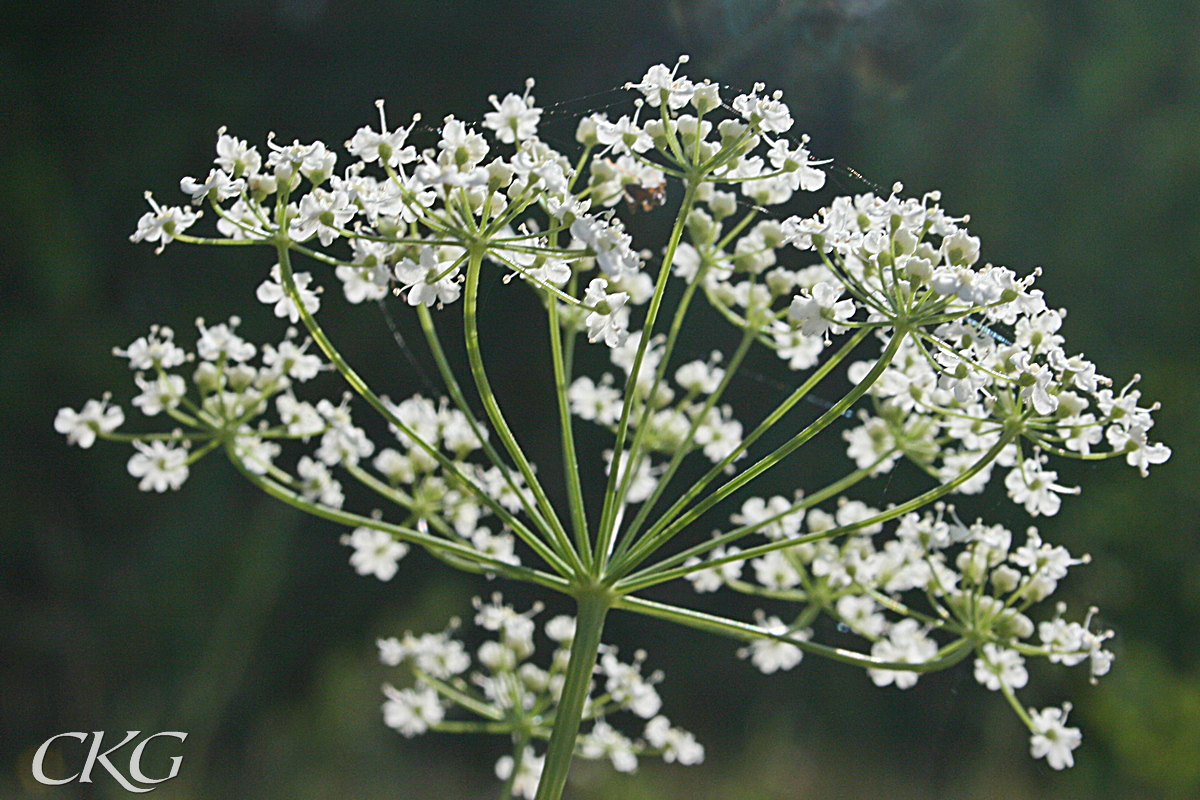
<box><xmin>2</xmin><ymin>1</ymin><xmax>1198</xmax><ymax>798</ymax></box>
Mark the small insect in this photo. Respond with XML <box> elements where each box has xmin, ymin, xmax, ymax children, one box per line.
<box><xmin>623</xmin><ymin>181</ymin><xmax>667</xmax><ymax>213</ymax></box>
<box><xmin>966</xmin><ymin>316</ymin><xmax>1013</xmax><ymax>346</ymax></box>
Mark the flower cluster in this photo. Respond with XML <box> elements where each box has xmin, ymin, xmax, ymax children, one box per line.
<box><xmin>59</xmin><ymin>57</ymin><xmax>1170</xmax><ymax>791</ymax></box>
<box><xmin>56</xmin><ymin>320</ymin><xmax>323</xmax><ymax>492</ymax></box>
<box><xmin>570</xmin><ymin>344</ymin><xmax>746</xmax><ymax>504</ymax></box>
<box><xmin>56</xmin><ymin>321</ymin><xmax>541</xmax><ymax>579</ymax></box>
<box><xmin>684</xmin><ymin>499</ymin><xmax>1111</xmax><ymax>769</ymax></box>
<box><xmin>376</xmin><ymin>595</ymin><xmax>702</xmax><ymax>797</ymax></box>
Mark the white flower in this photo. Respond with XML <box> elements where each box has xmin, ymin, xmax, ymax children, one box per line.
<box><xmin>1011</xmin><ymin>352</ymin><xmax>1059</xmax><ymax>415</ymax></box>
<box><xmin>1028</xmin><ymin>704</ymin><xmax>1082</xmax><ymax>770</ymax></box>
<box><xmin>233</xmin><ymin>434</ymin><xmax>280</xmax><ymax>475</ymax></box>
<box><xmin>732</xmin><ymin>85</ymin><xmax>793</xmax><ymax>133</ymax></box>
<box><xmin>438</xmin><ymin>116</ymin><xmax>489</xmax><ymax>169</ymax></box>
<box><xmin>675</xmin><ymin>358</ymin><xmax>724</xmax><ymax>394</ymax></box>
<box><xmin>195</xmin><ymin>317</ymin><xmax>256</xmax><ymax>363</ymax></box>
<box><xmin>604</xmin><ymin>449</ymin><xmax>658</xmax><ymax>504</ymax></box>
<box><xmin>752</xmin><ymin>550</ymin><xmax>802</xmax><ymax>590</ymax></box>
<box><xmin>1005</xmin><ymin>459</ymin><xmax>1079</xmax><ymax>517</ymax></box>
<box><xmin>767</xmin><ymin>138</ymin><xmax>827</xmax><ymax>191</ymax></box>
<box><xmin>126</xmin><ymin>440</ymin><xmax>189</xmax><ymax>492</ymax></box>
<box><xmin>1105</xmin><ymin>423</ymin><xmax>1171</xmax><ymax>477</ymax></box>
<box><xmin>376</xmin><ymin>636</ymin><xmax>406</xmax><ymax>666</ymax></box>
<box><xmin>579</xmin><ymin>721</ymin><xmax>638</xmax><ymax>773</ymax></box>
<box><xmin>180</xmin><ymin>168</ymin><xmax>244</xmax><ymax>204</ymax></box>
<box><xmin>132</xmin><ymin>373</ymin><xmax>186</xmax><ymax>416</ymax></box>
<box><xmin>215</xmin><ymin>198</ymin><xmax>269</xmax><ymax>240</ymax></box>
<box><xmin>296</xmin><ymin>455</ymin><xmax>345</xmax><ymax>508</ymax></box>
<box><xmin>335</xmin><ymin>265</ymin><xmax>389</xmax><ymax>304</ymax></box>
<box><xmin>290</xmin><ymin>188</ymin><xmax>355</xmax><ymax>246</ymax></box>
<box><xmin>346</xmin><ymin>101</ymin><xmax>418</xmax><ymax>167</ymax></box>
<box><xmin>788</xmin><ymin>281</ymin><xmax>856</xmax><ymax>340</ymax></box>
<box><xmin>267</xmin><ymin>137</ymin><xmax>320</xmax><ymax>185</ymax></box>
<box><xmin>973</xmin><ymin>644</ymin><xmax>1029</xmax><ymax>691</ymax></box>
<box><xmin>261</xmin><ymin>338</ymin><xmax>323</xmax><ymax>382</ymax></box>
<box><xmin>545</xmin><ymin>615</ymin><xmax>576</xmax><ymax>643</ymax></box>
<box><xmin>484</xmin><ymin>85</ymin><xmax>542</xmax><ymax>143</ymax></box>
<box><xmin>214</xmin><ymin>129</ymin><xmax>262</xmax><ymax>177</ymax></box>
<box><xmin>256</xmin><ymin>264</ymin><xmax>321</xmax><ymax>323</ymax></box>
<box><xmin>772</xmin><ymin>323</ymin><xmax>826</xmax><ymax>370</ymax></box>
<box><xmin>114</xmin><ymin>326</ymin><xmax>187</xmax><ymax>370</ymax></box>
<box><xmin>868</xmin><ymin>619</ymin><xmax>937</xmax><ymax>689</ymax></box>
<box><xmin>316</xmin><ymin>420</ymin><xmax>375</xmax><ymax>467</ymax></box>
<box><xmin>692</xmin><ymin>406</ymin><xmax>743</xmax><ymax>463</ymax></box>
<box><xmin>55</xmin><ymin>399</ymin><xmax>124</xmax><ymax>448</ymax></box>
<box><xmin>683</xmin><ymin>544</ymin><xmax>742</xmax><ymax>592</ymax></box>
<box><xmin>644</xmin><ymin>716</ymin><xmax>705</xmax><ymax>765</ymax></box>
<box><xmin>627</xmin><ymin>60</ymin><xmax>695</xmax><ymax>109</ymax></box>
<box><xmin>495</xmin><ymin>747</ymin><xmax>544</xmax><ymax>800</ymax></box>
<box><xmin>471</xmin><ymin>528</ymin><xmax>520</xmax><ymax>566</ymax></box>
<box><xmin>731</xmin><ymin>495</ymin><xmax>805</xmax><ymax>541</ymax></box>
<box><xmin>836</xmin><ymin>595</ymin><xmax>886</xmax><ymax>637</ymax></box>
<box><xmin>601</xmin><ymin>651</ymin><xmax>662</xmax><ymax>719</ymax></box>
<box><xmin>567</xmin><ymin>375</ymin><xmax>623</xmax><ymax>425</ymax></box>
<box><xmin>130</xmin><ymin>193</ymin><xmax>199</xmax><ymax>251</ymax></box>
<box><xmin>843</xmin><ymin>417</ymin><xmax>898</xmax><ymax>474</ymax></box>
<box><xmin>570</xmin><ymin>215</ymin><xmax>640</xmax><ymax>277</ymax></box>
<box><xmin>739</xmin><ymin>617</ymin><xmax>806</xmax><ymax>674</ymax></box>
<box><xmin>381</xmin><ymin>684</ymin><xmax>443</xmax><ymax>737</ymax></box>
<box><xmin>299</xmin><ymin>140</ymin><xmax>337</xmax><ymax>184</ymax></box>
<box><xmin>405</xmin><ymin>631</ymin><xmax>471</xmax><ymax>678</ymax></box>
<box><xmin>594</xmin><ymin>115</ymin><xmax>653</xmax><ymax>155</ymax></box>
<box><xmin>393</xmin><ymin>246</ymin><xmax>462</xmax><ymax>307</ymax></box>
<box><xmin>584</xmin><ymin>278</ymin><xmax>630</xmax><ymax>347</ymax></box>
<box><xmin>341</xmin><ymin>527</ymin><xmax>409</xmax><ymax>581</ymax></box>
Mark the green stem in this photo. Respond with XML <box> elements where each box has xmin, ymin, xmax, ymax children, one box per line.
<box><xmin>500</xmin><ymin>727</ymin><xmax>534</xmax><ymax>800</ymax></box>
<box><xmin>534</xmin><ymin>588</ymin><xmax>611</xmax><ymax>800</ymax></box>
<box><xmin>547</xmin><ymin>296</ymin><xmax>592</xmax><ymax>567</ymax></box>
<box><xmin>614</xmin><ymin>324</ymin><xmax>756</xmax><ymax>559</ymax></box>
<box><xmin>461</xmin><ymin>245</ymin><xmax>585</xmax><ymax>576</ymax></box>
<box><xmin>415</xmin><ymin>304</ymin><xmax>564</xmax><ymax>550</ymax></box>
<box><xmin>608</xmin><ymin>326</ymin><xmax>883</xmax><ymax>579</ymax></box>
<box><xmin>614</xmin><ymin>595</ymin><xmax>974</xmax><ymax>673</ymax></box>
<box><xmin>616</xmin><ymin>426</ymin><xmax>1017</xmax><ymax>592</ymax></box>
<box><xmin>594</xmin><ymin>181</ymin><xmax>699</xmax><ymax>566</ymax></box>
<box><xmin>225</xmin><ymin>444</ymin><xmax>570</xmax><ymax>592</ymax></box>
<box><xmin>274</xmin><ymin>240</ymin><xmax>568</xmax><ymax>574</ymax></box>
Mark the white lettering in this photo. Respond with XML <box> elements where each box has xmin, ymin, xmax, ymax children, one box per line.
<box><xmin>79</xmin><ymin>731</ymin><xmax>152</xmax><ymax>793</ymax></box>
<box><xmin>129</xmin><ymin>731</ymin><xmax>188</xmax><ymax>784</ymax></box>
<box><xmin>31</xmin><ymin>732</ymin><xmax>87</xmax><ymax>785</ymax></box>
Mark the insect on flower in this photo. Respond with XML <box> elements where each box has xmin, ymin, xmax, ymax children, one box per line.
<box><xmin>623</xmin><ymin>181</ymin><xmax>667</xmax><ymax>213</ymax></box>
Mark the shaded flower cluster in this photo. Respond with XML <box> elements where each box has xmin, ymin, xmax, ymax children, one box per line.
<box><xmin>376</xmin><ymin>595</ymin><xmax>702</xmax><ymax>797</ymax></box>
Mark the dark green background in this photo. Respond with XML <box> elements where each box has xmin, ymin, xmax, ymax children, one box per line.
<box><xmin>3</xmin><ymin>1</ymin><xmax>1197</xmax><ymax>798</ymax></box>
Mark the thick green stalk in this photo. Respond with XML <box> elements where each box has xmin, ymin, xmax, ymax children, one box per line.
<box><xmin>534</xmin><ymin>588</ymin><xmax>611</xmax><ymax>800</ymax></box>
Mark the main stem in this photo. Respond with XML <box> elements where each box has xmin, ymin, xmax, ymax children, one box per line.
<box><xmin>534</xmin><ymin>588</ymin><xmax>610</xmax><ymax>800</ymax></box>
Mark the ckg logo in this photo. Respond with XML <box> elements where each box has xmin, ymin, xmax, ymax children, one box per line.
<box><xmin>32</xmin><ymin>731</ymin><xmax>187</xmax><ymax>793</ymax></box>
